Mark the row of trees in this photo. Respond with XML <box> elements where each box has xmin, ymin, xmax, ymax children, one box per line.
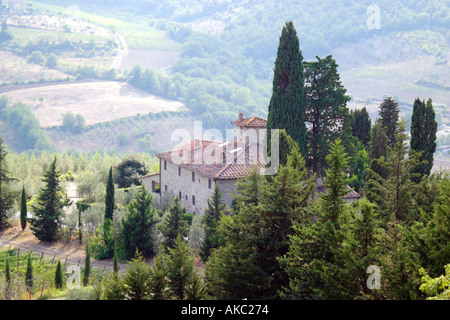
<box><xmin>267</xmin><ymin>22</ymin><xmax>438</xmax><ymax>191</ymax></box>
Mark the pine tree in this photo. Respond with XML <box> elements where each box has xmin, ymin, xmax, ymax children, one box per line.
<box><xmin>368</xmin><ymin>120</ymin><xmax>420</xmax><ymax>223</ymax></box>
<box><xmin>55</xmin><ymin>259</ymin><xmax>63</xmax><ymax>289</ymax></box>
<box><xmin>206</xmin><ymin>169</ymin><xmax>266</xmax><ymax>299</ymax></box>
<box><xmin>280</xmin><ymin>139</ymin><xmax>352</xmax><ymax>300</ymax></box>
<box><xmin>25</xmin><ymin>251</ymin><xmax>33</xmax><ymax>292</ymax></box>
<box><xmin>122</xmin><ymin>250</ymin><xmax>152</xmax><ymax>300</ymax></box>
<box><xmin>159</xmin><ymin>196</ymin><xmax>188</xmax><ymax>250</ymax></box>
<box><xmin>20</xmin><ymin>186</ymin><xmax>27</xmax><ymax>230</ymax></box>
<box><xmin>166</xmin><ymin>234</ymin><xmax>195</xmax><ymax>300</ymax></box>
<box><xmin>149</xmin><ymin>252</ymin><xmax>168</xmax><ymax>300</ymax></box>
<box><xmin>410</xmin><ymin>98</ymin><xmax>437</xmax><ymax>181</ymax></box>
<box><xmin>378</xmin><ymin>97</ymin><xmax>400</xmax><ymax>148</ymax></box>
<box><xmin>83</xmin><ymin>244</ymin><xmax>91</xmax><ymax>286</ymax></box>
<box><xmin>207</xmin><ymin>148</ymin><xmax>315</xmax><ymax>299</ymax></box>
<box><xmin>341</xmin><ymin>199</ymin><xmax>384</xmax><ymax>298</ymax></box>
<box><xmin>30</xmin><ymin>157</ymin><xmax>70</xmax><ymax>241</ymax></box>
<box><xmin>185</xmin><ymin>272</ymin><xmax>207</xmax><ymax>300</ymax></box>
<box><xmin>351</xmin><ymin>107</ymin><xmax>372</xmax><ymax>147</ymax></box>
<box><xmin>367</xmin><ymin>120</ymin><xmax>389</xmax><ymax>203</ymax></box>
<box><xmin>120</xmin><ymin>185</ymin><xmax>156</xmax><ymax>260</ymax></box>
<box><xmin>266</xmin><ymin>21</ymin><xmax>307</xmax><ymax>156</ymax></box>
<box><xmin>257</xmin><ymin>145</ymin><xmax>315</xmax><ymax>298</ymax></box>
<box><xmin>304</xmin><ymin>55</ymin><xmax>351</xmax><ymax>175</ymax></box>
<box><xmin>407</xmin><ymin>176</ymin><xmax>450</xmax><ymax>278</ymax></box>
<box><xmin>103</xmin><ymin>273</ymin><xmax>125</xmax><ymax>300</ymax></box>
<box><xmin>200</xmin><ymin>183</ymin><xmax>226</xmax><ymax>262</ymax></box>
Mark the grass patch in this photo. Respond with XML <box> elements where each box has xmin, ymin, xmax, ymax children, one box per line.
<box><xmin>29</xmin><ymin>1</ymin><xmax>181</xmax><ymax>51</ymax></box>
<box><xmin>9</xmin><ymin>26</ymin><xmax>111</xmax><ymax>46</ymax></box>
<box><xmin>350</xmin><ymin>67</ymin><xmax>393</xmax><ymax>80</ymax></box>
<box><xmin>399</xmin><ymin>30</ymin><xmax>448</xmax><ymax>58</ymax></box>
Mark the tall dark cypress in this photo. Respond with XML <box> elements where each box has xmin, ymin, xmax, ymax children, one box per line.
<box><xmin>105</xmin><ymin>167</ymin><xmax>115</xmax><ymax>222</ymax></box>
<box><xmin>351</xmin><ymin>107</ymin><xmax>372</xmax><ymax>147</ymax></box>
<box><xmin>25</xmin><ymin>251</ymin><xmax>33</xmax><ymax>292</ymax></box>
<box><xmin>83</xmin><ymin>244</ymin><xmax>91</xmax><ymax>286</ymax></box>
<box><xmin>378</xmin><ymin>97</ymin><xmax>399</xmax><ymax>148</ymax></box>
<box><xmin>55</xmin><ymin>259</ymin><xmax>63</xmax><ymax>289</ymax></box>
<box><xmin>20</xmin><ymin>186</ymin><xmax>27</xmax><ymax>230</ymax></box>
<box><xmin>266</xmin><ymin>21</ymin><xmax>307</xmax><ymax>157</ymax></box>
<box><xmin>410</xmin><ymin>98</ymin><xmax>437</xmax><ymax>180</ymax></box>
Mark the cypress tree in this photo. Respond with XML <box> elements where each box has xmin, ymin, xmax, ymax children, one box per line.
<box><xmin>266</xmin><ymin>21</ymin><xmax>307</xmax><ymax>156</ymax></box>
<box><xmin>277</xmin><ymin>129</ymin><xmax>297</xmax><ymax>168</ymax></box>
<box><xmin>83</xmin><ymin>244</ymin><xmax>91</xmax><ymax>286</ymax></box>
<box><xmin>113</xmin><ymin>245</ymin><xmax>119</xmax><ymax>275</ymax></box>
<box><xmin>105</xmin><ymin>167</ymin><xmax>115</xmax><ymax>222</ymax></box>
<box><xmin>410</xmin><ymin>98</ymin><xmax>437</xmax><ymax>181</ymax></box>
<box><xmin>200</xmin><ymin>183</ymin><xmax>226</xmax><ymax>262</ymax></box>
<box><xmin>25</xmin><ymin>251</ymin><xmax>33</xmax><ymax>292</ymax></box>
<box><xmin>55</xmin><ymin>259</ymin><xmax>63</xmax><ymax>289</ymax></box>
<box><xmin>351</xmin><ymin>107</ymin><xmax>372</xmax><ymax>147</ymax></box>
<box><xmin>103</xmin><ymin>167</ymin><xmax>115</xmax><ymax>252</ymax></box>
<box><xmin>30</xmin><ymin>157</ymin><xmax>69</xmax><ymax>241</ymax></box>
<box><xmin>5</xmin><ymin>253</ymin><xmax>11</xmax><ymax>287</ymax></box>
<box><xmin>304</xmin><ymin>55</ymin><xmax>351</xmax><ymax>175</ymax></box>
<box><xmin>4</xmin><ymin>253</ymin><xmax>11</xmax><ymax>299</ymax></box>
<box><xmin>20</xmin><ymin>186</ymin><xmax>27</xmax><ymax>230</ymax></box>
<box><xmin>378</xmin><ymin>97</ymin><xmax>399</xmax><ymax>148</ymax></box>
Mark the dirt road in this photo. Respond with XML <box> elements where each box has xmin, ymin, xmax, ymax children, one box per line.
<box><xmin>0</xmin><ymin>225</ymin><xmax>126</xmax><ymax>273</ymax></box>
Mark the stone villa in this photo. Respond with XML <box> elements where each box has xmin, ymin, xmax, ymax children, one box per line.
<box><xmin>141</xmin><ymin>113</ymin><xmax>359</xmax><ymax>215</ymax></box>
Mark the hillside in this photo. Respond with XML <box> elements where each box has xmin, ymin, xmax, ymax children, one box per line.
<box><xmin>1</xmin><ymin>81</ymin><xmax>187</xmax><ymax>127</ymax></box>
<box><xmin>0</xmin><ymin>0</ymin><xmax>449</xmax><ymax>158</ymax></box>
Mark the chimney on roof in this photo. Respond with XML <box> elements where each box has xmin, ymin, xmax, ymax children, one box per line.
<box><xmin>238</xmin><ymin>112</ymin><xmax>244</xmax><ymax>122</ymax></box>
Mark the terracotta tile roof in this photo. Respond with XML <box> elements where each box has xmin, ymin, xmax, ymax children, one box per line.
<box><xmin>232</xmin><ymin>112</ymin><xmax>267</xmax><ymax>128</ymax></box>
<box><xmin>314</xmin><ymin>185</ymin><xmax>360</xmax><ymax>200</ymax></box>
<box><xmin>156</xmin><ymin>139</ymin><xmax>265</xmax><ymax>180</ymax></box>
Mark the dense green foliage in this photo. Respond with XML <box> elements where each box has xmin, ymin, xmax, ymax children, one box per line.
<box><xmin>351</xmin><ymin>107</ymin><xmax>372</xmax><ymax>147</ymax></box>
<box><xmin>120</xmin><ymin>185</ymin><xmax>156</xmax><ymax>259</ymax></box>
<box><xmin>410</xmin><ymin>98</ymin><xmax>438</xmax><ymax>180</ymax></box>
<box><xmin>159</xmin><ymin>196</ymin><xmax>189</xmax><ymax>250</ymax></box>
<box><xmin>266</xmin><ymin>22</ymin><xmax>307</xmax><ymax>156</ymax></box>
<box><xmin>0</xmin><ymin>136</ymin><xmax>14</xmax><ymax>227</ymax></box>
<box><xmin>29</xmin><ymin>157</ymin><xmax>70</xmax><ymax>241</ymax></box>
<box><xmin>0</xmin><ymin>100</ymin><xmax>55</xmax><ymax>153</ymax></box>
<box><xmin>199</xmin><ymin>183</ymin><xmax>225</xmax><ymax>262</ymax></box>
<box><xmin>378</xmin><ymin>97</ymin><xmax>400</xmax><ymax>148</ymax></box>
<box><xmin>304</xmin><ymin>55</ymin><xmax>351</xmax><ymax>175</ymax></box>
